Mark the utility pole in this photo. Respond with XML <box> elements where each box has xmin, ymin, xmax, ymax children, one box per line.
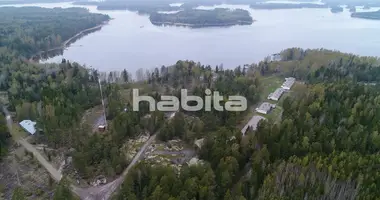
<box><xmin>98</xmin><ymin>78</ymin><xmax>107</xmax><ymax>128</ymax></box>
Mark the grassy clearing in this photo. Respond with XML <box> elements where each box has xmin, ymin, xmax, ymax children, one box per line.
<box><xmin>254</xmin><ymin>106</ymin><xmax>283</xmax><ymax>125</ymax></box>
<box><xmin>240</xmin><ymin>75</ymin><xmax>283</xmax><ymax>130</ymax></box>
<box><xmin>267</xmin><ymin>106</ymin><xmax>283</xmax><ymax>124</ymax></box>
<box><xmin>278</xmin><ymin>82</ymin><xmax>308</xmax><ymax>106</ymax></box>
<box><xmin>259</xmin><ymin>76</ymin><xmax>283</xmax><ymax>100</ymax></box>
<box><xmin>11</xmin><ymin>122</ymin><xmax>29</xmax><ymax>140</ymax></box>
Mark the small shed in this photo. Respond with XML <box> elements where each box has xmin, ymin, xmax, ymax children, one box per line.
<box><xmin>19</xmin><ymin>120</ymin><xmax>37</xmax><ymax>135</ymax></box>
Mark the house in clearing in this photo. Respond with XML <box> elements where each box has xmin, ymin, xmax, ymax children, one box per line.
<box><xmin>19</xmin><ymin>120</ymin><xmax>37</xmax><ymax>135</ymax></box>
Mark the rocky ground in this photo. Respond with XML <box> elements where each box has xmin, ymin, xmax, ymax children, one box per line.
<box><xmin>0</xmin><ymin>144</ymin><xmax>55</xmax><ymax>200</ymax></box>
<box><xmin>122</xmin><ymin>134</ymin><xmax>150</xmax><ymax>163</ymax></box>
<box><xmin>143</xmin><ymin>139</ymin><xmax>196</xmax><ymax>171</ymax></box>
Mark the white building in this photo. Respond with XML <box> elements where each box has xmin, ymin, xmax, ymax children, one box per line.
<box><xmin>268</xmin><ymin>88</ymin><xmax>285</xmax><ymax>101</ymax></box>
<box><xmin>255</xmin><ymin>102</ymin><xmax>276</xmax><ymax>114</ymax></box>
<box><xmin>194</xmin><ymin>138</ymin><xmax>205</xmax><ymax>149</ymax></box>
<box><xmin>281</xmin><ymin>77</ymin><xmax>296</xmax><ymax>90</ymax></box>
<box><xmin>19</xmin><ymin>120</ymin><xmax>37</xmax><ymax>135</ymax></box>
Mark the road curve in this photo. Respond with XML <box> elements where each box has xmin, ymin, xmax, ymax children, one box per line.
<box><xmin>2</xmin><ymin>105</ymin><xmax>157</xmax><ymax>200</ymax></box>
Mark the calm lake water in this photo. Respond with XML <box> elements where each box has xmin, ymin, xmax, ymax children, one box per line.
<box><xmin>2</xmin><ymin>2</ymin><xmax>380</xmax><ymax>73</ymax></box>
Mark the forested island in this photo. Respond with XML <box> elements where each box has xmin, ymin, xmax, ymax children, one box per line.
<box><xmin>149</xmin><ymin>8</ymin><xmax>253</xmax><ymax>28</ymax></box>
<box><xmin>351</xmin><ymin>10</ymin><xmax>380</xmax><ymax>20</ymax></box>
<box><xmin>330</xmin><ymin>6</ymin><xmax>343</xmax><ymax>13</ymax></box>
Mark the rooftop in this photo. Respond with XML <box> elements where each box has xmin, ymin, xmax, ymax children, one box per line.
<box><xmin>257</xmin><ymin>102</ymin><xmax>276</xmax><ymax>112</ymax></box>
<box><xmin>19</xmin><ymin>120</ymin><xmax>37</xmax><ymax>135</ymax></box>
<box><xmin>282</xmin><ymin>77</ymin><xmax>296</xmax><ymax>88</ymax></box>
<box><xmin>194</xmin><ymin>138</ymin><xmax>205</xmax><ymax>149</ymax></box>
<box><xmin>269</xmin><ymin>88</ymin><xmax>285</xmax><ymax>100</ymax></box>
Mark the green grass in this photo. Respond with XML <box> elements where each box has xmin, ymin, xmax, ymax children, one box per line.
<box><xmin>278</xmin><ymin>92</ymin><xmax>291</xmax><ymax>106</ymax></box>
<box><xmin>267</xmin><ymin>106</ymin><xmax>283</xmax><ymax>123</ymax></box>
<box><xmin>11</xmin><ymin>122</ymin><xmax>29</xmax><ymax>140</ymax></box>
<box><xmin>278</xmin><ymin>82</ymin><xmax>308</xmax><ymax>106</ymax></box>
<box><xmin>254</xmin><ymin>106</ymin><xmax>283</xmax><ymax>124</ymax></box>
<box><xmin>240</xmin><ymin>75</ymin><xmax>283</xmax><ymax>129</ymax></box>
<box><xmin>259</xmin><ymin>76</ymin><xmax>284</xmax><ymax>100</ymax></box>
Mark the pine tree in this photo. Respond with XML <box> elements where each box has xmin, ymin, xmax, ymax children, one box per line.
<box><xmin>12</xmin><ymin>187</ymin><xmax>25</xmax><ymax>200</ymax></box>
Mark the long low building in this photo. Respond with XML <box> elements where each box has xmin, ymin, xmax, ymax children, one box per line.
<box><xmin>268</xmin><ymin>88</ymin><xmax>285</xmax><ymax>101</ymax></box>
<box><xmin>255</xmin><ymin>102</ymin><xmax>276</xmax><ymax>114</ymax></box>
<box><xmin>281</xmin><ymin>77</ymin><xmax>296</xmax><ymax>90</ymax></box>
<box><xmin>241</xmin><ymin>115</ymin><xmax>266</xmax><ymax>136</ymax></box>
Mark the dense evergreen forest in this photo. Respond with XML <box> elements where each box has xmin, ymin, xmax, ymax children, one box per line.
<box><xmin>149</xmin><ymin>8</ymin><xmax>253</xmax><ymax>27</ymax></box>
<box><xmin>112</xmin><ymin>49</ymin><xmax>380</xmax><ymax>200</ymax></box>
<box><xmin>0</xmin><ymin>114</ymin><xmax>9</xmax><ymax>159</ymax></box>
<box><xmin>0</xmin><ymin>7</ymin><xmax>109</xmax><ymax>57</ymax></box>
<box><xmin>2</xmin><ymin>4</ymin><xmax>380</xmax><ymax>200</ymax></box>
<box><xmin>0</xmin><ymin>6</ymin><xmax>114</xmax><ymax>199</ymax></box>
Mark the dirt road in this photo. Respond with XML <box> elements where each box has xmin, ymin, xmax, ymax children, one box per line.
<box><xmin>3</xmin><ymin>105</ymin><xmax>158</xmax><ymax>200</ymax></box>
<box><xmin>74</xmin><ymin>134</ymin><xmax>157</xmax><ymax>200</ymax></box>
<box><xmin>2</xmin><ymin>106</ymin><xmax>62</xmax><ymax>182</ymax></box>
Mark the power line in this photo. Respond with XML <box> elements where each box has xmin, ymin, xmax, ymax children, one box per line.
<box><xmin>98</xmin><ymin>78</ymin><xmax>107</xmax><ymax>128</ymax></box>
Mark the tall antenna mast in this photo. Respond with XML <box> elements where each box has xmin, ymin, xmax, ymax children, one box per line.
<box><xmin>98</xmin><ymin>78</ymin><xmax>107</xmax><ymax>128</ymax></box>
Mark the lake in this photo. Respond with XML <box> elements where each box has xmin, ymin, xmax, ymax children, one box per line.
<box><xmin>2</xmin><ymin>2</ymin><xmax>380</xmax><ymax>74</ymax></box>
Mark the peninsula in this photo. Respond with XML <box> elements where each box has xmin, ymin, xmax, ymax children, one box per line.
<box><xmin>149</xmin><ymin>8</ymin><xmax>253</xmax><ymax>28</ymax></box>
<box><xmin>351</xmin><ymin>10</ymin><xmax>380</xmax><ymax>20</ymax></box>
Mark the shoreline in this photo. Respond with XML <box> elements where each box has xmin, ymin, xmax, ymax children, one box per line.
<box><xmin>30</xmin><ymin>19</ymin><xmax>112</xmax><ymax>62</ymax></box>
<box><xmin>351</xmin><ymin>16</ymin><xmax>380</xmax><ymax>20</ymax></box>
<box><xmin>150</xmin><ymin>20</ymin><xmax>255</xmax><ymax>28</ymax></box>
